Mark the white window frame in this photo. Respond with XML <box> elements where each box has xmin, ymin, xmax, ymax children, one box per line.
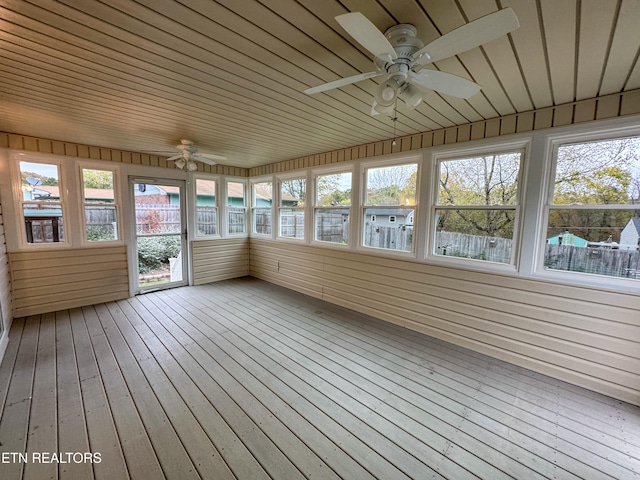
<box><xmin>425</xmin><ymin>139</ymin><xmax>530</xmax><ymax>273</ymax></box>
<box><xmin>225</xmin><ymin>177</ymin><xmax>248</xmax><ymax>237</ymax></box>
<box><xmin>192</xmin><ymin>175</ymin><xmax>220</xmax><ymax>239</ymax></box>
<box><xmin>79</xmin><ymin>163</ymin><xmax>122</xmax><ymax>245</ymax></box>
<box><xmin>277</xmin><ymin>173</ymin><xmax>307</xmax><ymax>241</ymax></box>
<box><xmin>536</xmin><ymin>126</ymin><xmax>640</xmax><ymax>288</ymax></box>
<box><xmin>251</xmin><ymin>177</ymin><xmax>274</xmax><ymax>237</ymax></box>
<box><xmin>360</xmin><ymin>157</ymin><xmax>420</xmax><ymax>256</ymax></box>
<box><xmin>15</xmin><ymin>155</ymin><xmax>70</xmax><ymax>249</ymax></box>
<box><xmin>311</xmin><ymin>166</ymin><xmax>354</xmax><ymax>248</ymax></box>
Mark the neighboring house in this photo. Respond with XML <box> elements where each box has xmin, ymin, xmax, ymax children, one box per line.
<box><xmin>365</xmin><ymin>209</ymin><xmax>414</xmax><ymax>228</ymax></box>
<box><xmin>546</xmin><ymin>231</ymin><xmax>588</xmax><ymax>247</ymax></box>
<box><xmin>620</xmin><ymin>217</ymin><xmax>640</xmax><ymax>251</ymax></box>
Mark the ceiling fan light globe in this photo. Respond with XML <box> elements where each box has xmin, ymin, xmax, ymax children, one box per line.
<box><xmin>381</xmin><ymin>86</ymin><xmax>395</xmax><ymax>102</ymax></box>
<box><xmin>186</xmin><ymin>161</ymin><xmax>198</xmax><ymax>172</ymax></box>
<box><xmin>375</xmin><ymin>79</ymin><xmax>400</xmax><ymax>107</ymax></box>
<box><xmin>403</xmin><ymin>84</ymin><xmax>423</xmax><ymax>109</ymax></box>
<box><xmin>174</xmin><ymin>158</ymin><xmax>186</xmax><ymax>169</ymax></box>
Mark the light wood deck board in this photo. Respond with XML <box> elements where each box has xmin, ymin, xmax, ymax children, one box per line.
<box><xmin>214</xmin><ymin>280</ymin><xmax>639</xmax><ymax>477</ymax></box>
<box><xmin>68</xmin><ymin>307</ymin><xmax>129</xmax><ymax>480</ymax></box>
<box><xmin>0</xmin><ymin>277</ymin><xmax>638</xmax><ymax>480</ymax></box>
<box><xmin>23</xmin><ymin>312</ymin><xmax>57</xmax><ymax>480</ymax></box>
<box><xmin>165</xmin><ymin>286</ymin><xmax>498</xmax><ymax>479</ymax></box>
<box><xmin>177</xmin><ymin>282</ymin><xmax>568</xmax><ymax>479</ymax></box>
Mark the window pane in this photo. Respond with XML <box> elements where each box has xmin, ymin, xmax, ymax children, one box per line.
<box><xmin>253</xmin><ymin>208</ymin><xmax>271</xmax><ymax>235</ymax></box>
<box><xmin>82</xmin><ymin>168</ymin><xmax>117</xmax><ymax>242</ymax></box>
<box><xmin>438</xmin><ymin>153</ymin><xmax>520</xmax><ymax>206</ymax></box>
<box><xmin>544</xmin><ymin>209</ymin><xmax>640</xmax><ymax>278</ymax></box>
<box><xmin>227</xmin><ymin>181</ymin><xmax>245</xmax><ymax>234</ymax></box>
<box><xmin>280</xmin><ymin>178</ymin><xmax>306</xmax><ymax>207</ymax></box>
<box><xmin>23</xmin><ymin>204</ymin><xmax>64</xmax><ymax>243</ymax></box>
<box><xmin>434</xmin><ymin>208</ymin><xmax>515</xmax><ymax>263</ymax></box>
<box><xmin>20</xmin><ymin>161</ymin><xmax>61</xmax><ymax>203</ymax></box>
<box><xmin>85</xmin><ymin>205</ymin><xmax>117</xmax><ymax>241</ymax></box>
<box><xmin>553</xmin><ymin>137</ymin><xmax>640</xmax><ymax>205</ymax></box>
<box><xmin>196</xmin><ymin>179</ymin><xmax>217</xmax><ymax>235</ymax></box>
<box><xmin>279</xmin><ymin>209</ymin><xmax>304</xmax><ymax>238</ymax></box>
<box><xmin>316</xmin><ymin>172</ymin><xmax>351</xmax><ymax>206</ymax></box>
<box><xmin>363</xmin><ymin>208</ymin><xmax>413</xmax><ymax>251</ymax></box>
<box><xmin>253</xmin><ymin>182</ymin><xmax>272</xmax><ymax>235</ymax></box>
<box><xmin>315</xmin><ymin>208</ymin><xmax>349</xmax><ymax>244</ymax></box>
<box><xmin>82</xmin><ymin>169</ymin><xmax>114</xmax><ymax>203</ymax></box>
<box><xmin>366</xmin><ymin>164</ymin><xmax>417</xmax><ymax>205</ymax></box>
<box><xmin>20</xmin><ymin>162</ymin><xmax>65</xmax><ymax>243</ymax></box>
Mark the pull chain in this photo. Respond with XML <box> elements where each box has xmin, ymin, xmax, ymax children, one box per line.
<box><xmin>391</xmin><ymin>101</ymin><xmax>398</xmax><ymax>146</ymax></box>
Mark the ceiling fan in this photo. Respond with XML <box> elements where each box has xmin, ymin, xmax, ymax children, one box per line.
<box><xmin>166</xmin><ymin>139</ymin><xmax>227</xmax><ymax>171</ymax></box>
<box><xmin>304</xmin><ymin>8</ymin><xmax>519</xmax><ymax>116</ymax></box>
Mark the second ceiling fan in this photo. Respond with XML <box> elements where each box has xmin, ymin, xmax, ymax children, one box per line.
<box><xmin>304</xmin><ymin>8</ymin><xmax>519</xmax><ymax>115</ymax></box>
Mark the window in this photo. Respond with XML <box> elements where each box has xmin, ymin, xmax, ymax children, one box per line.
<box><xmin>227</xmin><ymin>180</ymin><xmax>246</xmax><ymax>234</ymax></box>
<box><xmin>195</xmin><ymin>178</ymin><xmax>217</xmax><ymax>236</ymax></box>
<box><xmin>363</xmin><ymin>162</ymin><xmax>417</xmax><ymax>252</ymax></box>
<box><xmin>252</xmin><ymin>181</ymin><xmax>272</xmax><ymax>235</ymax></box>
<box><xmin>81</xmin><ymin>167</ymin><xmax>119</xmax><ymax>242</ymax></box>
<box><xmin>544</xmin><ymin>136</ymin><xmax>640</xmax><ymax>280</ymax></box>
<box><xmin>279</xmin><ymin>177</ymin><xmax>306</xmax><ymax>239</ymax></box>
<box><xmin>433</xmin><ymin>152</ymin><xmax>522</xmax><ymax>264</ymax></box>
<box><xmin>19</xmin><ymin>161</ymin><xmax>66</xmax><ymax>244</ymax></box>
<box><xmin>314</xmin><ymin>171</ymin><xmax>352</xmax><ymax>245</ymax></box>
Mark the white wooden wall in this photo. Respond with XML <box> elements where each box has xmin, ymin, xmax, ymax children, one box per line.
<box><xmin>250</xmin><ymin>238</ymin><xmax>640</xmax><ymax>406</ymax></box>
<box><xmin>9</xmin><ymin>246</ymin><xmax>129</xmax><ymax>318</ymax></box>
<box><xmin>0</xmin><ymin>198</ymin><xmax>12</xmax><ymax>359</ymax></box>
<box><xmin>192</xmin><ymin>238</ymin><xmax>249</xmax><ymax>285</ymax></box>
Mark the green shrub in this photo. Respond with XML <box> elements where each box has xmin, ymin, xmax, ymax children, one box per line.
<box><xmin>137</xmin><ymin>236</ymin><xmax>181</xmax><ymax>274</ymax></box>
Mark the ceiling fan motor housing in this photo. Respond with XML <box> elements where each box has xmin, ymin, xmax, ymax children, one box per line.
<box><xmin>374</xmin><ymin>24</ymin><xmax>426</xmax><ymax>108</ymax></box>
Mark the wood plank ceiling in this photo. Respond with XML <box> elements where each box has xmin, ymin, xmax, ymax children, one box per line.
<box><xmin>0</xmin><ymin>0</ymin><xmax>639</xmax><ymax>169</ymax></box>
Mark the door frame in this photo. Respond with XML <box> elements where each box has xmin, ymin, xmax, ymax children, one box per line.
<box><xmin>129</xmin><ymin>176</ymin><xmax>189</xmax><ymax>294</ymax></box>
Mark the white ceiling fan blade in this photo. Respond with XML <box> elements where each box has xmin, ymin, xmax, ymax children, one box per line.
<box><xmin>199</xmin><ymin>153</ymin><xmax>227</xmax><ymax>162</ymax></box>
<box><xmin>304</xmin><ymin>71</ymin><xmax>384</xmax><ymax>94</ymax></box>
<box><xmin>370</xmin><ymin>100</ymin><xmax>380</xmax><ymax>116</ymax></box>
<box><xmin>166</xmin><ymin>154</ymin><xmax>181</xmax><ymax>161</ymax></box>
<box><xmin>336</xmin><ymin>12</ymin><xmax>397</xmax><ymax>62</ymax></box>
<box><xmin>414</xmin><ymin>8</ymin><xmax>519</xmax><ymax>65</ymax></box>
<box><xmin>190</xmin><ymin>154</ymin><xmax>224</xmax><ymax>165</ymax></box>
<box><xmin>409</xmin><ymin>70</ymin><xmax>481</xmax><ymax>99</ymax></box>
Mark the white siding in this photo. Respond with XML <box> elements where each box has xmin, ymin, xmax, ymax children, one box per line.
<box><xmin>192</xmin><ymin>238</ymin><xmax>249</xmax><ymax>285</ymax></box>
<box><xmin>9</xmin><ymin>246</ymin><xmax>129</xmax><ymax>317</ymax></box>
<box><xmin>0</xmin><ymin>199</ymin><xmax>12</xmax><ymax>361</ymax></box>
<box><xmin>250</xmin><ymin>238</ymin><xmax>640</xmax><ymax>406</ymax></box>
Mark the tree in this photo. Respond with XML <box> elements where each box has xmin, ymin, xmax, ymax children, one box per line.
<box><xmin>548</xmin><ymin>137</ymin><xmax>640</xmax><ymax>241</ymax></box>
<box><xmin>83</xmin><ymin>169</ymin><xmax>113</xmax><ymax>189</ymax></box>
<box><xmin>280</xmin><ymin>178</ymin><xmax>306</xmax><ymax>206</ymax></box>
<box><xmin>437</xmin><ymin>154</ymin><xmax>520</xmax><ymax>237</ymax></box>
<box><xmin>367</xmin><ymin>164</ymin><xmax>416</xmax><ymax>205</ymax></box>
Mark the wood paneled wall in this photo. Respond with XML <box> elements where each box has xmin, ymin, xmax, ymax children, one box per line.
<box><xmin>249</xmin><ymin>238</ymin><xmax>640</xmax><ymax>406</ymax></box>
<box><xmin>0</xmin><ymin>199</ymin><xmax>11</xmax><ymax>357</ymax></box>
<box><xmin>9</xmin><ymin>246</ymin><xmax>129</xmax><ymax>318</ymax></box>
<box><xmin>250</xmin><ymin>90</ymin><xmax>640</xmax><ymax>176</ymax></box>
<box><xmin>192</xmin><ymin>238</ymin><xmax>249</xmax><ymax>285</ymax></box>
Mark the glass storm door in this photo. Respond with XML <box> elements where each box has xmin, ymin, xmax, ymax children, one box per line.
<box><xmin>131</xmin><ymin>178</ymin><xmax>188</xmax><ymax>293</ymax></box>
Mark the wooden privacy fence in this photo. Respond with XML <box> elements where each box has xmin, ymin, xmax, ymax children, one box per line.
<box><xmin>435</xmin><ymin>231</ymin><xmax>512</xmax><ymax>263</ymax></box>
<box><xmin>315</xmin><ymin>212</ymin><xmax>349</xmax><ymax>244</ymax></box>
<box><xmin>545</xmin><ymin>244</ymin><xmax>640</xmax><ymax>278</ymax></box>
<box><xmin>280</xmin><ymin>211</ymin><xmax>305</xmax><ymax>238</ymax></box>
<box><xmin>86</xmin><ymin>205</ymin><xmax>248</xmax><ymax>235</ymax></box>
<box><xmin>364</xmin><ymin>224</ymin><xmax>413</xmax><ymax>251</ymax></box>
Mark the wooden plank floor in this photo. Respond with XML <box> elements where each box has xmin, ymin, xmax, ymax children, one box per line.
<box><xmin>0</xmin><ymin>277</ymin><xmax>639</xmax><ymax>480</ymax></box>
